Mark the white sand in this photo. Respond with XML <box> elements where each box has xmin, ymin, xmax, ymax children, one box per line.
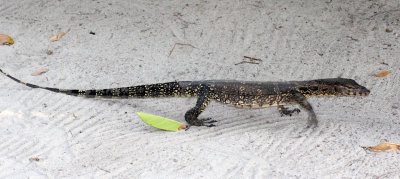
<box><xmin>0</xmin><ymin>0</ymin><xmax>399</xmax><ymax>178</ymax></box>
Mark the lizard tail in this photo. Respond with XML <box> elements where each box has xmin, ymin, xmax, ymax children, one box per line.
<box><xmin>0</xmin><ymin>68</ymin><xmax>184</xmax><ymax>98</ymax></box>
<box><xmin>0</xmin><ymin>68</ymin><xmax>65</xmax><ymax>94</ymax></box>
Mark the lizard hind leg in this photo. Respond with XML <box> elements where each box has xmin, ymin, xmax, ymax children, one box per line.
<box><xmin>278</xmin><ymin>105</ymin><xmax>301</xmax><ymax>116</ymax></box>
<box><xmin>184</xmin><ymin>91</ymin><xmax>216</xmax><ymax>127</ymax></box>
<box><xmin>294</xmin><ymin>93</ymin><xmax>318</xmax><ymax>128</ymax></box>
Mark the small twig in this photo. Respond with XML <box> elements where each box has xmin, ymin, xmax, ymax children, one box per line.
<box><xmin>243</xmin><ymin>56</ymin><xmax>262</xmax><ymax>62</ymax></box>
<box><xmin>346</xmin><ymin>36</ymin><xmax>359</xmax><ymax>41</ymax></box>
<box><xmin>168</xmin><ymin>43</ymin><xmax>196</xmax><ymax>57</ymax></box>
<box><xmin>235</xmin><ymin>61</ymin><xmax>260</xmax><ymax>65</ymax></box>
<box><xmin>98</xmin><ymin>167</ymin><xmax>110</xmax><ymax>173</ymax></box>
<box><xmin>380</xmin><ymin>61</ymin><xmax>389</xmax><ymax>66</ymax></box>
<box><xmin>140</xmin><ymin>28</ymin><xmax>151</xmax><ymax>32</ymax></box>
<box><xmin>29</xmin><ymin>157</ymin><xmax>40</xmax><ymax>162</ymax></box>
<box><xmin>235</xmin><ymin>56</ymin><xmax>262</xmax><ymax>65</ymax></box>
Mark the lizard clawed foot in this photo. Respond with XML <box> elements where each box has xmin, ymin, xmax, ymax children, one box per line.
<box><xmin>278</xmin><ymin>106</ymin><xmax>301</xmax><ymax>116</ymax></box>
<box><xmin>185</xmin><ymin>117</ymin><xmax>217</xmax><ymax>128</ymax></box>
<box><xmin>199</xmin><ymin>118</ymin><xmax>217</xmax><ymax>127</ymax></box>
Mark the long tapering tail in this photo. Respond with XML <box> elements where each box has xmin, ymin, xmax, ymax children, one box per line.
<box><xmin>0</xmin><ymin>68</ymin><xmax>184</xmax><ymax>98</ymax></box>
<box><xmin>0</xmin><ymin>68</ymin><xmax>63</xmax><ymax>93</ymax></box>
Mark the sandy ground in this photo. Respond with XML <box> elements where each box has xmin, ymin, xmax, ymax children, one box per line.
<box><xmin>0</xmin><ymin>0</ymin><xmax>399</xmax><ymax>178</ymax></box>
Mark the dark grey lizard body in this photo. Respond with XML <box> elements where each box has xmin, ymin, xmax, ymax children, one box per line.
<box><xmin>0</xmin><ymin>69</ymin><xmax>370</xmax><ymax>128</ymax></box>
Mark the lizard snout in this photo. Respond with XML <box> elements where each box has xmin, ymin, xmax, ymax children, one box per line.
<box><xmin>354</xmin><ymin>87</ymin><xmax>370</xmax><ymax>96</ymax></box>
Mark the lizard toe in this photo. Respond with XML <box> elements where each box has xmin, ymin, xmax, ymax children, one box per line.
<box><xmin>205</xmin><ymin>124</ymin><xmax>216</xmax><ymax>127</ymax></box>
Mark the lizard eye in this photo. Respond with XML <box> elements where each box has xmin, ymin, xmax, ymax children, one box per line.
<box><xmin>344</xmin><ymin>84</ymin><xmax>355</xmax><ymax>88</ymax></box>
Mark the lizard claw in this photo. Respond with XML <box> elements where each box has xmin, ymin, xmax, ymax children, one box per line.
<box><xmin>185</xmin><ymin>118</ymin><xmax>217</xmax><ymax>129</ymax></box>
<box><xmin>185</xmin><ymin>122</ymin><xmax>215</xmax><ymax>130</ymax></box>
<box><xmin>202</xmin><ymin>118</ymin><xmax>217</xmax><ymax>123</ymax></box>
<box><xmin>201</xmin><ymin>118</ymin><xmax>217</xmax><ymax>127</ymax></box>
<box><xmin>205</xmin><ymin>124</ymin><xmax>216</xmax><ymax>127</ymax></box>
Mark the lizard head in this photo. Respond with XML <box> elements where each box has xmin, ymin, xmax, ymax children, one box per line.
<box><xmin>302</xmin><ymin>78</ymin><xmax>370</xmax><ymax>97</ymax></box>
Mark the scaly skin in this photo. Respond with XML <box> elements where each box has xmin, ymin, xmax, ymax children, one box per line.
<box><xmin>0</xmin><ymin>69</ymin><xmax>370</xmax><ymax>128</ymax></box>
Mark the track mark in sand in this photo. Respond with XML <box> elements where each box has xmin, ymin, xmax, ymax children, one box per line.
<box><xmin>45</xmin><ymin>96</ymin><xmax>82</xmax><ymax>113</ymax></box>
<box><xmin>67</xmin><ymin>118</ymin><xmax>118</xmax><ymax>146</ymax></box>
<box><xmin>261</xmin><ymin>120</ymin><xmax>367</xmax><ymax>175</ymax></box>
<box><xmin>12</xmin><ymin>90</ymin><xmax>41</xmax><ymax>107</ymax></box>
<box><xmin>34</xmin><ymin>97</ymin><xmax>128</xmax><ymax>148</ymax></box>
<box><xmin>221</xmin><ymin>159</ymin><xmax>272</xmax><ymax>179</ymax></box>
<box><xmin>5</xmin><ymin>140</ymin><xmax>36</xmax><ymax>158</ymax></box>
<box><xmin>40</xmin><ymin>102</ymin><xmax>94</xmax><ymax>131</ymax></box>
<box><xmin>224</xmin><ymin>161</ymin><xmax>258</xmax><ymax>179</ymax></box>
<box><xmin>186</xmin><ymin>144</ymin><xmax>273</xmax><ymax>178</ymax></box>
<box><xmin>0</xmin><ymin>139</ymin><xmax>27</xmax><ymax>156</ymax></box>
<box><xmin>14</xmin><ymin>143</ymin><xmax>47</xmax><ymax>161</ymax></box>
<box><xmin>0</xmin><ymin>4</ymin><xmax>15</xmax><ymax>13</ymax></box>
<box><xmin>255</xmin><ymin>123</ymin><xmax>305</xmax><ymax>158</ymax></box>
<box><xmin>273</xmin><ymin>126</ymin><xmax>323</xmax><ymax>156</ymax></box>
<box><xmin>67</xmin><ymin>116</ymin><xmax>146</xmax><ymax>151</ymax></box>
<box><xmin>318</xmin><ymin>150</ymin><xmax>366</xmax><ymax>176</ymax></box>
<box><xmin>0</xmin><ymin>137</ymin><xmax>20</xmax><ymax>153</ymax></box>
<box><xmin>66</xmin><ymin>117</ymin><xmax>102</xmax><ymax>142</ymax></box>
<box><xmin>222</xmin><ymin>162</ymin><xmax>242</xmax><ymax>179</ymax></box>
<box><xmin>0</xmin><ymin>136</ymin><xmax>49</xmax><ymax>163</ymax></box>
<box><xmin>0</xmin><ymin>138</ymin><xmax>26</xmax><ymax>156</ymax></box>
<box><xmin>246</xmin><ymin>122</ymin><xmax>337</xmax><ymax>174</ymax></box>
<box><xmin>0</xmin><ymin>94</ymin><xmax>101</xmax><ymax>162</ymax></box>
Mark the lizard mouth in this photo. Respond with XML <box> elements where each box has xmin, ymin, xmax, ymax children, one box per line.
<box><xmin>341</xmin><ymin>87</ymin><xmax>370</xmax><ymax>96</ymax></box>
<box><xmin>356</xmin><ymin>88</ymin><xmax>370</xmax><ymax>96</ymax></box>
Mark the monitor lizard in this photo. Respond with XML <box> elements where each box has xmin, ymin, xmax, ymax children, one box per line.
<box><xmin>0</xmin><ymin>68</ymin><xmax>370</xmax><ymax>128</ymax></box>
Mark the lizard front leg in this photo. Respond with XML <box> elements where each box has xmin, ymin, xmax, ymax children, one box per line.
<box><xmin>294</xmin><ymin>93</ymin><xmax>318</xmax><ymax>128</ymax></box>
<box><xmin>184</xmin><ymin>89</ymin><xmax>216</xmax><ymax>127</ymax></box>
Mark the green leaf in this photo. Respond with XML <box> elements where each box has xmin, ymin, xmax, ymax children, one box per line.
<box><xmin>137</xmin><ymin>112</ymin><xmax>186</xmax><ymax>131</ymax></box>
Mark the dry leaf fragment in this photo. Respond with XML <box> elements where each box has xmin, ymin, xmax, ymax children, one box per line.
<box><xmin>29</xmin><ymin>157</ymin><xmax>40</xmax><ymax>162</ymax></box>
<box><xmin>0</xmin><ymin>34</ymin><xmax>14</xmax><ymax>45</ymax></box>
<box><xmin>31</xmin><ymin>69</ymin><xmax>49</xmax><ymax>76</ymax></box>
<box><xmin>374</xmin><ymin>70</ymin><xmax>391</xmax><ymax>77</ymax></box>
<box><xmin>243</xmin><ymin>56</ymin><xmax>262</xmax><ymax>62</ymax></box>
<box><xmin>364</xmin><ymin>142</ymin><xmax>400</xmax><ymax>151</ymax></box>
<box><xmin>49</xmin><ymin>31</ymin><xmax>68</xmax><ymax>42</ymax></box>
<box><xmin>73</xmin><ymin>113</ymin><xmax>77</xmax><ymax>118</ymax></box>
